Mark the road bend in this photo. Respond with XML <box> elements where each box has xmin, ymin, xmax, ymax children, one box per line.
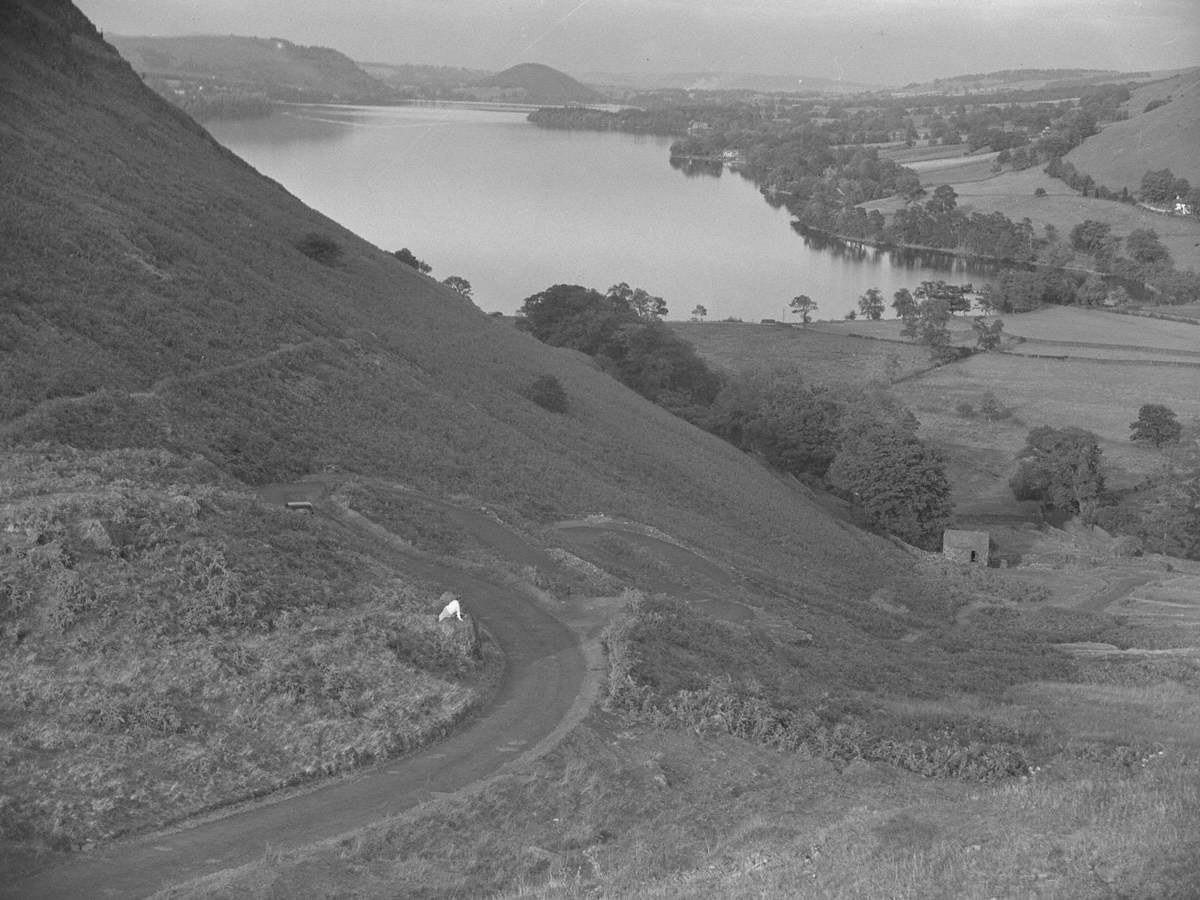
<box><xmin>10</xmin><ymin>540</ymin><xmax>584</xmax><ymax>899</ymax></box>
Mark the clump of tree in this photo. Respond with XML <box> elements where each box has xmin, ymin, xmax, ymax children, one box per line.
<box><xmin>393</xmin><ymin>247</ymin><xmax>431</xmax><ymax>273</ymax></box>
<box><xmin>704</xmin><ymin>369</ymin><xmax>844</xmax><ymax>479</ymax></box>
<box><xmin>705</xmin><ymin>371</ymin><xmax>950</xmax><ymax>548</ymax></box>
<box><xmin>1130</xmin><ymin>404</ymin><xmax>1182</xmax><ymax>448</ymax></box>
<box><xmin>1140</xmin><ymin>168</ymin><xmax>1196</xmax><ymax>211</ymax></box>
<box><xmin>295</xmin><ymin>232</ymin><xmax>344</xmax><ymax>266</ymax></box>
<box><xmin>827</xmin><ymin>418</ymin><xmax>953</xmax><ymax>549</ymax></box>
<box><xmin>1097</xmin><ymin>421</ymin><xmax>1200</xmax><ymax>559</ymax></box>
<box><xmin>517</xmin><ymin>283</ymin><xmax>721</xmax><ymax>419</ymax></box>
<box><xmin>1010</xmin><ymin>426</ymin><xmax>1104</xmax><ymax>523</ymax></box>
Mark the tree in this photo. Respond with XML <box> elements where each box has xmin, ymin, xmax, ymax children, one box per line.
<box><xmin>827</xmin><ymin>421</ymin><xmax>953</xmax><ymax>549</ymax></box>
<box><xmin>441</xmin><ymin>276</ymin><xmax>473</xmax><ymax>299</ymax></box>
<box><xmin>393</xmin><ymin>247</ymin><xmax>432</xmax><ymax>273</ymax></box>
<box><xmin>1010</xmin><ymin>426</ymin><xmax>1104</xmax><ymax>521</ymax></box>
<box><xmin>1125</xmin><ymin>228</ymin><xmax>1170</xmax><ymax>265</ymax></box>
<box><xmin>1140</xmin><ymin>168</ymin><xmax>1178</xmax><ymax>204</ymax></box>
<box><xmin>691</xmin><ymin>304</ymin><xmax>707</xmax><ymax>322</ymax></box>
<box><xmin>1130</xmin><ymin>404</ymin><xmax>1182</xmax><ymax>448</ymax></box>
<box><xmin>972</xmin><ymin>317</ymin><xmax>1004</xmax><ymax>351</ymax></box>
<box><xmin>978</xmin><ymin>390</ymin><xmax>1010</xmax><ymax>422</ymax></box>
<box><xmin>1069</xmin><ymin>220</ymin><xmax>1112</xmax><ymax>255</ymax></box>
<box><xmin>608</xmin><ymin>282</ymin><xmax>667</xmax><ymax>320</ymax></box>
<box><xmin>891</xmin><ymin>288</ymin><xmax>917</xmax><ymax>321</ymax></box>
<box><xmin>925</xmin><ymin>184</ymin><xmax>958</xmax><ymax>216</ymax></box>
<box><xmin>901</xmin><ymin>296</ymin><xmax>954</xmax><ymax>361</ymax></box>
<box><xmin>857</xmin><ymin>288</ymin><xmax>885</xmax><ymax>320</ymax></box>
<box><xmin>790</xmin><ymin>294</ymin><xmax>817</xmax><ymax>324</ymax></box>
<box><xmin>1075</xmin><ymin>273</ymin><xmax>1109</xmax><ymax>307</ymax></box>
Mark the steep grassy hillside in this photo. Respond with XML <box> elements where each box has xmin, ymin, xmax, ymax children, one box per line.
<box><xmin>107</xmin><ymin>33</ymin><xmax>398</xmax><ymax>104</ymax></box>
<box><xmin>0</xmin><ymin>1</ymin><xmax>963</xmax><ymax>876</ymax></box>
<box><xmin>1065</xmin><ymin>69</ymin><xmax>1200</xmax><ymax>191</ymax></box>
<box><xmin>0</xmin><ymin>0</ymin><xmax>895</xmax><ymax>586</ymax></box>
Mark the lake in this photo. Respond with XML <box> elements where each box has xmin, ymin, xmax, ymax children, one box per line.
<box><xmin>207</xmin><ymin>104</ymin><xmax>969</xmax><ymax>321</ymax></box>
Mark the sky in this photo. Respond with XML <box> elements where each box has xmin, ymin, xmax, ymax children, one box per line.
<box><xmin>75</xmin><ymin>0</ymin><xmax>1200</xmax><ymax>86</ymax></box>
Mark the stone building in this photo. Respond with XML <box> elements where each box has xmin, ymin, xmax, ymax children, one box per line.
<box><xmin>942</xmin><ymin>529</ymin><xmax>989</xmax><ymax>565</ymax></box>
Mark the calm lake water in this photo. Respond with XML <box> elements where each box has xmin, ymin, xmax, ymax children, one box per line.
<box><xmin>207</xmin><ymin>104</ymin><xmax>968</xmax><ymax>321</ymax></box>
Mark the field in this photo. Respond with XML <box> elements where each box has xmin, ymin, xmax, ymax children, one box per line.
<box><xmin>669</xmin><ymin>321</ymin><xmax>934</xmax><ymax>384</ymax></box>
<box><xmin>681</xmin><ymin>308</ymin><xmax>1200</xmax><ymax>529</ymax></box>
<box><xmin>864</xmin><ymin>164</ymin><xmax>1200</xmax><ymax>273</ymax></box>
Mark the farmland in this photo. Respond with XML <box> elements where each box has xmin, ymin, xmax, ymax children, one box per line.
<box><xmin>864</xmin><ymin>164</ymin><xmax>1200</xmax><ymax>272</ymax></box>
<box><xmin>678</xmin><ymin>309</ymin><xmax>1200</xmax><ymax>526</ymax></box>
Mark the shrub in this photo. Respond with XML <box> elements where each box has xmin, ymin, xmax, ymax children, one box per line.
<box><xmin>979</xmin><ymin>391</ymin><xmax>1012</xmax><ymax>422</ymax></box>
<box><xmin>295</xmin><ymin>232</ymin><xmax>344</xmax><ymax>266</ymax></box>
<box><xmin>956</xmin><ymin>402</ymin><xmax>976</xmax><ymax>418</ymax></box>
<box><xmin>523</xmin><ymin>374</ymin><xmax>568</xmax><ymax>413</ymax></box>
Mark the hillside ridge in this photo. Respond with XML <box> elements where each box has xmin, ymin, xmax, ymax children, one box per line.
<box><xmin>107</xmin><ymin>32</ymin><xmax>399</xmax><ymax>104</ymax></box>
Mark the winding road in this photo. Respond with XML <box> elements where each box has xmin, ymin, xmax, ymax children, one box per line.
<box><xmin>8</xmin><ymin>488</ymin><xmax>590</xmax><ymax>899</ymax></box>
<box><xmin>8</xmin><ymin>479</ymin><xmax>753</xmax><ymax>898</ymax></box>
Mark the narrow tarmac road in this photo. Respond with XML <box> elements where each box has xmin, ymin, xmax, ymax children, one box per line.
<box><xmin>8</xmin><ymin>500</ymin><xmax>586</xmax><ymax>900</ymax></box>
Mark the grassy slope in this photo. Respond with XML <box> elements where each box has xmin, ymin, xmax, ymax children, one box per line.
<box><xmin>1066</xmin><ymin>69</ymin><xmax>1200</xmax><ymax>191</ymax></box>
<box><xmin>0</xmin><ymin>1</ymin><xmax>897</xmax><ymax>592</ymax></box>
<box><xmin>866</xmin><ymin>165</ymin><xmax>1200</xmax><ymax>272</ymax></box>
<box><xmin>680</xmin><ymin>311</ymin><xmax>1200</xmax><ymax>524</ymax></box>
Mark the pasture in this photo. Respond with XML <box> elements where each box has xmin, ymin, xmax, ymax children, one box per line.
<box><xmin>669</xmin><ymin>321</ymin><xmax>932</xmax><ymax>384</ymax></box>
<box><xmin>866</xmin><ymin>153</ymin><xmax>1200</xmax><ymax>272</ymax></box>
<box><xmin>681</xmin><ymin>307</ymin><xmax>1200</xmax><ymax>527</ymax></box>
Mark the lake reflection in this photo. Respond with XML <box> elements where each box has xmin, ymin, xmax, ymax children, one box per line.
<box><xmin>208</xmin><ymin>104</ymin><xmax>960</xmax><ymax>320</ymax></box>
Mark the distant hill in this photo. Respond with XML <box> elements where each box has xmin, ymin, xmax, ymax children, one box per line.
<box><xmin>583</xmin><ymin>70</ymin><xmax>883</xmax><ymax>95</ymax></box>
<box><xmin>1065</xmin><ymin>68</ymin><xmax>1200</xmax><ymax>193</ymax></box>
<box><xmin>108</xmin><ymin>33</ymin><xmax>399</xmax><ymax>105</ymax></box>
<box><xmin>896</xmin><ymin>67</ymin><xmax>1162</xmax><ymax>96</ymax></box>
<box><xmin>475</xmin><ymin>62</ymin><xmax>602</xmax><ymax>104</ymax></box>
